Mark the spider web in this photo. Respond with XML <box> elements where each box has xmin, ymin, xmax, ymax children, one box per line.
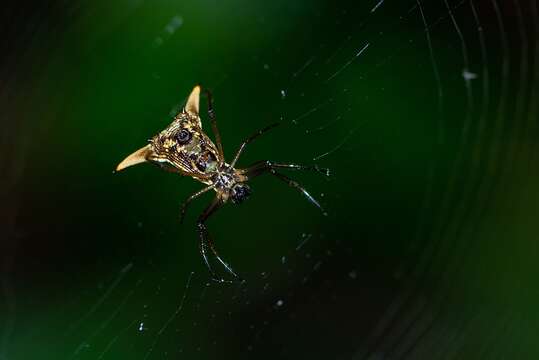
<box><xmin>1</xmin><ymin>0</ymin><xmax>538</xmax><ymax>359</ymax></box>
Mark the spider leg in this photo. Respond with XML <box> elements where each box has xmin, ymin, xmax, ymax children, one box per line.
<box><xmin>203</xmin><ymin>88</ymin><xmax>225</xmax><ymax>160</ymax></box>
<box><xmin>241</xmin><ymin>160</ymin><xmax>330</xmax><ymax>177</ymax></box>
<box><xmin>270</xmin><ymin>170</ymin><xmax>327</xmax><ymax>216</ymax></box>
<box><xmin>229</xmin><ymin>123</ymin><xmax>280</xmax><ymax>168</ymax></box>
<box><xmin>197</xmin><ymin>196</ymin><xmax>242</xmax><ymax>283</ymax></box>
<box><xmin>179</xmin><ymin>185</ymin><xmax>214</xmax><ymax>224</ymax></box>
<box><xmin>243</xmin><ymin>162</ymin><xmax>328</xmax><ymax>216</ymax></box>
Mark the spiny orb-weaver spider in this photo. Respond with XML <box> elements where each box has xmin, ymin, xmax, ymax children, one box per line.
<box><xmin>116</xmin><ymin>85</ymin><xmax>329</xmax><ymax>282</ymax></box>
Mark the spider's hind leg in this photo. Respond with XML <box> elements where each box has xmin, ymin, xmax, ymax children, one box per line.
<box><xmin>197</xmin><ymin>197</ymin><xmax>242</xmax><ymax>283</ymax></box>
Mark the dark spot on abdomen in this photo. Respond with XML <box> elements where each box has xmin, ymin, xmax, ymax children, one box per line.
<box><xmin>196</xmin><ymin>160</ymin><xmax>207</xmax><ymax>172</ymax></box>
<box><xmin>195</xmin><ymin>151</ymin><xmax>217</xmax><ymax>173</ymax></box>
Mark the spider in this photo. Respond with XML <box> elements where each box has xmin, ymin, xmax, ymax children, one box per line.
<box><xmin>116</xmin><ymin>85</ymin><xmax>329</xmax><ymax>282</ymax></box>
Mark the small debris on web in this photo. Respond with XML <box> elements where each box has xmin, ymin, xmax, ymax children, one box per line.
<box><xmin>462</xmin><ymin>68</ymin><xmax>478</xmax><ymax>81</ymax></box>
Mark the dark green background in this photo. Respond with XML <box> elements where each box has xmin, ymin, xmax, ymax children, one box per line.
<box><xmin>1</xmin><ymin>0</ymin><xmax>538</xmax><ymax>359</ymax></box>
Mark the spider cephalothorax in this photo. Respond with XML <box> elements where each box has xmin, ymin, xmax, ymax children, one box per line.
<box><xmin>116</xmin><ymin>85</ymin><xmax>328</xmax><ymax>282</ymax></box>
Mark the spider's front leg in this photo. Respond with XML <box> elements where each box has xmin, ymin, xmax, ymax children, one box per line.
<box><xmin>243</xmin><ymin>160</ymin><xmax>330</xmax><ymax>177</ymax></box>
<box><xmin>241</xmin><ymin>161</ymin><xmax>329</xmax><ymax>216</ymax></box>
<box><xmin>197</xmin><ymin>196</ymin><xmax>242</xmax><ymax>283</ymax></box>
<box><xmin>203</xmin><ymin>88</ymin><xmax>224</xmax><ymax>159</ymax></box>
